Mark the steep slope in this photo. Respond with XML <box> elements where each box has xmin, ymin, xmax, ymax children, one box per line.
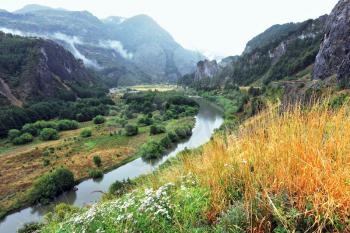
<box><xmin>313</xmin><ymin>0</ymin><xmax>350</xmax><ymax>88</ymax></box>
<box><xmin>180</xmin><ymin>15</ymin><xmax>327</xmax><ymax>89</ymax></box>
<box><xmin>0</xmin><ymin>32</ymin><xmax>105</xmax><ymax>106</ymax></box>
<box><xmin>0</xmin><ymin>6</ymin><xmax>204</xmax><ymax>86</ymax></box>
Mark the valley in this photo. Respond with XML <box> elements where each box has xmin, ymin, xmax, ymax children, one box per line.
<box><xmin>1</xmin><ymin>0</ymin><xmax>350</xmax><ymax>232</ymax></box>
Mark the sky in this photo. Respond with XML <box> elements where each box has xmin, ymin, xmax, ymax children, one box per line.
<box><xmin>0</xmin><ymin>0</ymin><xmax>339</xmax><ymax>58</ymax></box>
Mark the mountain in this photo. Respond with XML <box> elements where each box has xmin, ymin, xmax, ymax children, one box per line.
<box><xmin>0</xmin><ymin>5</ymin><xmax>204</xmax><ymax>86</ymax></box>
<box><xmin>313</xmin><ymin>0</ymin><xmax>350</xmax><ymax>88</ymax></box>
<box><xmin>0</xmin><ymin>32</ymin><xmax>105</xmax><ymax>106</ymax></box>
<box><xmin>180</xmin><ymin>15</ymin><xmax>327</xmax><ymax>89</ymax></box>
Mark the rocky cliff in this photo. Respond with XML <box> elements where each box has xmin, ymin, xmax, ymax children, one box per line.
<box><xmin>0</xmin><ymin>32</ymin><xmax>105</xmax><ymax>106</ymax></box>
<box><xmin>0</xmin><ymin>6</ymin><xmax>204</xmax><ymax>86</ymax></box>
<box><xmin>180</xmin><ymin>15</ymin><xmax>327</xmax><ymax>89</ymax></box>
<box><xmin>313</xmin><ymin>0</ymin><xmax>350</xmax><ymax>87</ymax></box>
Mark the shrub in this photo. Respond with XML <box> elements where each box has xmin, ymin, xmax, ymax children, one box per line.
<box><xmin>88</xmin><ymin>169</ymin><xmax>103</xmax><ymax>179</ymax></box>
<box><xmin>137</xmin><ymin>116</ymin><xmax>153</xmax><ymax>126</ymax></box>
<box><xmin>93</xmin><ymin>115</ymin><xmax>106</xmax><ymax>124</ymax></box>
<box><xmin>28</xmin><ymin>167</ymin><xmax>74</xmax><ymax>204</ymax></box>
<box><xmin>80</xmin><ymin>128</ymin><xmax>92</xmax><ymax>138</ymax></box>
<box><xmin>124</xmin><ymin>124</ymin><xmax>138</xmax><ymax>136</ymax></box>
<box><xmin>93</xmin><ymin>155</ymin><xmax>102</xmax><ymax>167</ymax></box>
<box><xmin>8</xmin><ymin>129</ymin><xmax>21</xmax><ymax>141</ymax></box>
<box><xmin>33</xmin><ymin>120</ymin><xmax>58</xmax><ymax>131</ymax></box>
<box><xmin>150</xmin><ymin>124</ymin><xmax>166</xmax><ymax>135</ymax></box>
<box><xmin>57</xmin><ymin>120</ymin><xmax>79</xmax><ymax>131</ymax></box>
<box><xmin>17</xmin><ymin>222</ymin><xmax>44</xmax><ymax>233</ymax></box>
<box><xmin>43</xmin><ymin>159</ymin><xmax>50</xmax><ymax>167</ymax></box>
<box><xmin>175</xmin><ymin>128</ymin><xmax>187</xmax><ymax>139</ymax></box>
<box><xmin>22</xmin><ymin>123</ymin><xmax>39</xmax><ymax>136</ymax></box>
<box><xmin>139</xmin><ymin>140</ymin><xmax>165</xmax><ymax>160</ymax></box>
<box><xmin>109</xmin><ymin>179</ymin><xmax>134</xmax><ymax>196</ymax></box>
<box><xmin>40</xmin><ymin>128</ymin><xmax>59</xmax><ymax>141</ymax></box>
<box><xmin>167</xmin><ymin>131</ymin><xmax>179</xmax><ymax>143</ymax></box>
<box><xmin>160</xmin><ymin>135</ymin><xmax>172</xmax><ymax>149</ymax></box>
<box><xmin>12</xmin><ymin>133</ymin><xmax>34</xmax><ymax>145</ymax></box>
<box><xmin>217</xmin><ymin>203</ymin><xmax>248</xmax><ymax>233</ymax></box>
<box><xmin>115</xmin><ymin>117</ymin><xmax>127</xmax><ymax>127</ymax></box>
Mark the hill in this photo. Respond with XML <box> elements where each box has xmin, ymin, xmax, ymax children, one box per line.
<box><xmin>0</xmin><ymin>6</ymin><xmax>204</xmax><ymax>86</ymax></box>
<box><xmin>180</xmin><ymin>15</ymin><xmax>327</xmax><ymax>89</ymax></box>
<box><xmin>0</xmin><ymin>32</ymin><xmax>105</xmax><ymax>106</ymax></box>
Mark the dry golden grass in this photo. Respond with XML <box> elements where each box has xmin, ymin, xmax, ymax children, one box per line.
<box><xmin>151</xmin><ymin>101</ymin><xmax>350</xmax><ymax>232</ymax></box>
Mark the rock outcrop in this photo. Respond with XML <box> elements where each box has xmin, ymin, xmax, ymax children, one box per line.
<box><xmin>193</xmin><ymin>60</ymin><xmax>220</xmax><ymax>89</ymax></box>
<box><xmin>0</xmin><ymin>32</ymin><xmax>104</xmax><ymax>105</ymax></box>
<box><xmin>313</xmin><ymin>0</ymin><xmax>350</xmax><ymax>87</ymax></box>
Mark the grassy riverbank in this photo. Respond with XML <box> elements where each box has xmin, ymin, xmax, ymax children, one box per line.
<box><xmin>40</xmin><ymin>100</ymin><xmax>350</xmax><ymax>232</ymax></box>
<box><xmin>0</xmin><ymin>89</ymin><xmax>197</xmax><ymax>220</ymax></box>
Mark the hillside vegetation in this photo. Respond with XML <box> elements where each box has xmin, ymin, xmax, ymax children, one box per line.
<box><xmin>39</xmin><ymin>99</ymin><xmax>350</xmax><ymax>232</ymax></box>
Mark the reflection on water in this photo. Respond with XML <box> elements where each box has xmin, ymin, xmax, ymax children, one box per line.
<box><xmin>0</xmin><ymin>97</ymin><xmax>223</xmax><ymax>233</ymax></box>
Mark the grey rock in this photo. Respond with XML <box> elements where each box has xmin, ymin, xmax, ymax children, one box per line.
<box><xmin>313</xmin><ymin>0</ymin><xmax>350</xmax><ymax>86</ymax></box>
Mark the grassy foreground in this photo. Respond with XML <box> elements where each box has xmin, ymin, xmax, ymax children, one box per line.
<box><xmin>39</xmin><ymin>100</ymin><xmax>350</xmax><ymax>232</ymax></box>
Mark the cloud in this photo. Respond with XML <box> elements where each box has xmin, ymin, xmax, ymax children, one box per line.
<box><xmin>0</xmin><ymin>27</ymin><xmax>101</xmax><ymax>69</ymax></box>
<box><xmin>51</xmin><ymin>32</ymin><xmax>101</xmax><ymax>69</ymax></box>
<box><xmin>98</xmin><ymin>40</ymin><xmax>133</xmax><ymax>59</ymax></box>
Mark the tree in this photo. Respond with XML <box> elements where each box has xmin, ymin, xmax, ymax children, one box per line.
<box><xmin>8</xmin><ymin>129</ymin><xmax>21</xmax><ymax>141</ymax></box>
<box><xmin>93</xmin><ymin>155</ymin><xmax>102</xmax><ymax>167</ymax></box>
<box><xmin>93</xmin><ymin>115</ymin><xmax>106</xmax><ymax>124</ymax></box>
<box><xmin>57</xmin><ymin>120</ymin><xmax>79</xmax><ymax>131</ymax></box>
<box><xmin>150</xmin><ymin>124</ymin><xmax>166</xmax><ymax>135</ymax></box>
<box><xmin>12</xmin><ymin>133</ymin><xmax>34</xmax><ymax>145</ymax></box>
<box><xmin>80</xmin><ymin>128</ymin><xmax>92</xmax><ymax>138</ymax></box>
<box><xmin>124</xmin><ymin>124</ymin><xmax>138</xmax><ymax>136</ymax></box>
<box><xmin>40</xmin><ymin>128</ymin><xmax>59</xmax><ymax>141</ymax></box>
<box><xmin>28</xmin><ymin>167</ymin><xmax>74</xmax><ymax>204</ymax></box>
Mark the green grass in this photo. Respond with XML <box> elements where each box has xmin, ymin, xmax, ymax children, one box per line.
<box><xmin>41</xmin><ymin>174</ymin><xmax>211</xmax><ymax>233</ymax></box>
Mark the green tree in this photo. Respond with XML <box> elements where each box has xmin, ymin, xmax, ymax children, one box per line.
<box><xmin>124</xmin><ymin>124</ymin><xmax>138</xmax><ymax>136</ymax></box>
<box><xmin>93</xmin><ymin>155</ymin><xmax>102</xmax><ymax>167</ymax></box>
<box><xmin>40</xmin><ymin>128</ymin><xmax>59</xmax><ymax>141</ymax></box>
<box><xmin>93</xmin><ymin>115</ymin><xmax>106</xmax><ymax>124</ymax></box>
<box><xmin>80</xmin><ymin>128</ymin><xmax>92</xmax><ymax>138</ymax></box>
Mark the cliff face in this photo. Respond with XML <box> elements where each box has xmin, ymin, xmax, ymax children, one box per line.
<box><xmin>313</xmin><ymin>0</ymin><xmax>350</xmax><ymax>87</ymax></box>
<box><xmin>0</xmin><ymin>7</ymin><xmax>204</xmax><ymax>86</ymax></box>
<box><xmin>179</xmin><ymin>16</ymin><xmax>327</xmax><ymax>90</ymax></box>
<box><xmin>0</xmin><ymin>32</ymin><xmax>104</xmax><ymax>106</ymax></box>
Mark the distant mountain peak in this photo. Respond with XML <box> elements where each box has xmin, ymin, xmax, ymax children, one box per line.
<box><xmin>14</xmin><ymin>4</ymin><xmax>57</xmax><ymax>14</ymax></box>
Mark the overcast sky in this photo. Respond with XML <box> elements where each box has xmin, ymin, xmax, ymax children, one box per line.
<box><xmin>1</xmin><ymin>0</ymin><xmax>338</xmax><ymax>58</ymax></box>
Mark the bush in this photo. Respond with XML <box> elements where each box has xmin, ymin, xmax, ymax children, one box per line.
<box><xmin>115</xmin><ymin>117</ymin><xmax>127</xmax><ymax>127</ymax></box>
<box><xmin>139</xmin><ymin>140</ymin><xmax>165</xmax><ymax>160</ymax></box>
<box><xmin>43</xmin><ymin>159</ymin><xmax>50</xmax><ymax>167</ymax></box>
<box><xmin>28</xmin><ymin>167</ymin><xmax>75</xmax><ymax>204</ymax></box>
<box><xmin>124</xmin><ymin>124</ymin><xmax>138</xmax><ymax>136</ymax></box>
<box><xmin>93</xmin><ymin>155</ymin><xmax>102</xmax><ymax>167</ymax></box>
<box><xmin>40</xmin><ymin>128</ymin><xmax>59</xmax><ymax>141</ymax></box>
<box><xmin>88</xmin><ymin>169</ymin><xmax>103</xmax><ymax>179</ymax></box>
<box><xmin>137</xmin><ymin>116</ymin><xmax>153</xmax><ymax>126</ymax></box>
<box><xmin>80</xmin><ymin>128</ymin><xmax>92</xmax><ymax>138</ymax></box>
<box><xmin>34</xmin><ymin>120</ymin><xmax>58</xmax><ymax>131</ymax></box>
<box><xmin>12</xmin><ymin>133</ymin><xmax>34</xmax><ymax>145</ymax></box>
<box><xmin>160</xmin><ymin>135</ymin><xmax>172</xmax><ymax>149</ymax></box>
<box><xmin>22</xmin><ymin>123</ymin><xmax>39</xmax><ymax>136</ymax></box>
<box><xmin>175</xmin><ymin>128</ymin><xmax>187</xmax><ymax>139</ymax></box>
<box><xmin>109</xmin><ymin>179</ymin><xmax>134</xmax><ymax>196</ymax></box>
<box><xmin>93</xmin><ymin>115</ymin><xmax>106</xmax><ymax>124</ymax></box>
<box><xmin>57</xmin><ymin>120</ymin><xmax>79</xmax><ymax>131</ymax></box>
<box><xmin>8</xmin><ymin>129</ymin><xmax>21</xmax><ymax>141</ymax></box>
<box><xmin>167</xmin><ymin>131</ymin><xmax>179</xmax><ymax>143</ymax></box>
<box><xmin>17</xmin><ymin>222</ymin><xmax>44</xmax><ymax>233</ymax></box>
<box><xmin>150</xmin><ymin>124</ymin><xmax>166</xmax><ymax>135</ymax></box>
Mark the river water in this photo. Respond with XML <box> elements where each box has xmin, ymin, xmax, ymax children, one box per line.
<box><xmin>0</xmin><ymin>97</ymin><xmax>224</xmax><ymax>233</ymax></box>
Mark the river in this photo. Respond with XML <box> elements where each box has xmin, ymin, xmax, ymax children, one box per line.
<box><xmin>0</xmin><ymin>97</ymin><xmax>224</xmax><ymax>233</ymax></box>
